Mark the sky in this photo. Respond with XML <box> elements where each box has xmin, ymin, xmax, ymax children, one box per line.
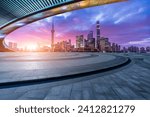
<box><xmin>5</xmin><ymin>0</ymin><xmax>150</xmax><ymax>48</ymax></box>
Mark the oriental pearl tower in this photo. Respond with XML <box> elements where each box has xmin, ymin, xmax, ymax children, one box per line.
<box><xmin>51</xmin><ymin>20</ymin><xmax>55</xmax><ymax>51</ymax></box>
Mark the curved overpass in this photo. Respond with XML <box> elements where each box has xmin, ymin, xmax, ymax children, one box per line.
<box><xmin>0</xmin><ymin>0</ymin><xmax>125</xmax><ymax>51</ymax></box>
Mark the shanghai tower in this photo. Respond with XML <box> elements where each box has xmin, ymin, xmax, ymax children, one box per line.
<box><xmin>96</xmin><ymin>21</ymin><xmax>101</xmax><ymax>49</ymax></box>
<box><xmin>51</xmin><ymin>21</ymin><xmax>55</xmax><ymax>51</ymax></box>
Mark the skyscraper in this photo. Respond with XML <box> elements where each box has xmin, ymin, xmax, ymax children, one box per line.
<box><xmin>51</xmin><ymin>20</ymin><xmax>55</xmax><ymax>51</ymax></box>
<box><xmin>96</xmin><ymin>21</ymin><xmax>101</xmax><ymax>49</ymax></box>
<box><xmin>146</xmin><ymin>47</ymin><xmax>150</xmax><ymax>52</ymax></box>
<box><xmin>76</xmin><ymin>35</ymin><xmax>84</xmax><ymax>48</ymax></box>
<box><xmin>13</xmin><ymin>43</ymin><xmax>17</xmax><ymax>50</ymax></box>
<box><xmin>99</xmin><ymin>37</ymin><xmax>111</xmax><ymax>52</ymax></box>
<box><xmin>8</xmin><ymin>42</ymin><xmax>13</xmax><ymax>49</ymax></box>
<box><xmin>86</xmin><ymin>31</ymin><xmax>95</xmax><ymax>50</ymax></box>
<box><xmin>87</xmin><ymin>31</ymin><xmax>93</xmax><ymax>41</ymax></box>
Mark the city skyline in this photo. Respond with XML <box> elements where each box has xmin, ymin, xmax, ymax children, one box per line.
<box><xmin>5</xmin><ymin>0</ymin><xmax>150</xmax><ymax>48</ymax></box>
<box><xmin>7</xmin><ymin>20</ymin><xmax>150</xmax><ymax>53</ymax></box>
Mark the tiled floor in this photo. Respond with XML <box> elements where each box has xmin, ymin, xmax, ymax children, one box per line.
<box><xmin>0</xmin><ymin>52</ymin><xmax>122</xmax><ymax>83</ymax></box>
<box><xmin>0</xmin><ymin>52</ymin><xmax>149</xmax><ymax>100</ymax></box>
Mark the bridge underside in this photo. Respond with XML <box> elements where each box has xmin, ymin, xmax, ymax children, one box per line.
<box><xmin>0</xmin><ymin>0</ymin><xmax>125</xmax><ymax>52</ymax></box>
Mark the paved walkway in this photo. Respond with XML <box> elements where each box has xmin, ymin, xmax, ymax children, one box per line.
<box><xmin>0</xmin><ymin>52</ymin><xmax>128</xmax><ymax>84</ymax></box>
<box><xmin>0</xmin><ymin>53</ymin><xmax>149</xmax><ymax>100</ymax></box>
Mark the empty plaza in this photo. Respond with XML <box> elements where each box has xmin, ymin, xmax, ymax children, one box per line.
<box><xmin>0</xmin><ymin>52</ymin><xmax>149</xmax><ymax>100</ymax></box>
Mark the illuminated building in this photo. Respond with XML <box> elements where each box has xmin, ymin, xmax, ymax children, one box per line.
<box><xmin>99</xmin><ymin>37</ymin><xmax>111</xmax><ymax>52</ymax></box>
<box><xmin>8</xmin><ymin>42</ymin><xmax>18</xmax><ymax>50</ymax></box>
<box><xmin>86</xmin><ymin>31</ymin><xmax>95</xmax><ymax>50</ymax></box>
<box><xmin>13</xmin><ymin>43</ymin><xmax>18</xmax><ymax>51</ymax></box>
<box><xmin>96</xmin><ymin>21</ymin><xmax>101</xmax><ymax>49</ymax></box>
<box><xmin>140</xmin><ymin>47</ymin><xmax>146</xmax><ymax>53</ymax></box>
<box><xmin>146</xmin><ymin>47</ymin><xmax>150</xmax><ymax>52</ymax></box>
<box><xmin>51</xmin><ymin>21</ymin><xmax>55</xmax><ymax>51</ymax></box>
<box><xmin>8</xmin><ymin>42</ymin><xmax>13</xmax><ymax>49</ymax></box>
<box><xmin>54</xmin><ymin>39</ymin><xmax>73</xmax><ymax>52</ymax></box>
<box><xmin>87</xmin><ymin>31</ymin><xmax>93</xmax><ymax>41</ymax></box>
<box><xmin>76</xmin><ymin>35</ymin><xmax>84</xmax><ymax>49</ymax></box>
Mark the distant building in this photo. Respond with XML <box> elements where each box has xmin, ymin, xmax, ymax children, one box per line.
<box><xmin>96</xmin><ymin>21</ymin><xmax>101</xmax><ymax>49</ymax></box>
<box><xmin>76</xmin><ymin>35</ymin><xmax>84</xmax><ymax>48</ymax></box>
<box><xmin>140</xmin><ymin>47</ymin><xmax>146</xmax><ymax>53</ymax></box>
<box><xmin>85</xmin><ymin>38</ymin><xmax>95</xmax><ymax>51</ymax></box>
<box><xmin>8</xmin><ymin>42</ymin><xmax>18</xmax><ymax>50</ymax></box>
<box><xmin>118</xmin><ymin>45</ymin><xmax>121</xmax><ymax>52</ymax></box>
<box><xmin>54</xmin><ymin>39</ymin><xmax>73</xmax><ymax>52</ymax></box>
<box><xmin>68</xmin><ymin>39</ymin><xmax>71</xmax><ymax>46</ymax></box>
<box><xmin>112</xmin><ymin>43</ymin><xmax>116</xmax><ymax>52</ymax></box>
<box><xmin>40</xmin><ymin>20</ymin><xmax>150</xmax><ymax>53</ymax></box>
<box><xmin>128</xmin><ymin>46</ymin><xmax>140</xmax><ymax>53</ymax></box>
<box><xmin>51</xmin><ymin>21</ymin><xmax>55</xmax><ymax>51</ymax></box>
<box><xmin>115</xmin><ymin>44</ymin><xmax>121</xmax><ymax>52</ymax></box>
<box><xmin>99</xmin><ymin>37</ymin><xmax>111</xmax><ymax>52</ymax></box>
<box><xmin>123</xmin><ymin>47</ymin><xmax>128</xmax><ymax>53</ymax></box>
<box><xmin>87</xmin><ymin>31</ymin><xmax>93</xmax><ymax>40</ymax></box>
<box><xmin>8</xmin><ymin>42</ymin><xmax>13</xmax><ymax>49</ymax></box>
<box><xmin>13</xmin><ymin>43</ymin><xmax>17</xmax><ymax>50</ymax></box>
<box><xmin>146</xmin><ymin>47</ymin><xmax>150</xmax><ymax>52</ymax></box>
<box><xmin>135</xmin><ymin>46</ymin><xmax>140</xmax><ymax>53</ymax></box>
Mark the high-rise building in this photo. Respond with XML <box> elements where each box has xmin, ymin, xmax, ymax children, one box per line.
<box><xmin>54</xmin><ymin>39</ymin><xmax>73</xmax><ymax>52</ymax></box>
<box><xmin>128</xmin><ymin>46</ymin><xmax>140</xmax><ymax>53</ymax></box>
<box><xmin>115</xmin><ymin>44</ymin><xmax>119</xmax><ymax>52</ymax></box>
<box><xmin>96</xmin><ymin>21</ymin><xmax>101</xmax><ymax>49</ymax></box>
<box><xmin>86</xmin><ymin>31</ymin><xmax>95</xmax><ymax>50</ymax></box>
<box><xmin>51</xmin><ymin>20</ymin><xmax>55</xmax><ymax>51</ymax></box>
<box><xmin>8</xmin><ymin>42</ymin><xmax>18</xmax><ymax>50</ymax></box>
<box><xmin>69</xmin><ymin>39</ymin><xmax>71</xmax><ymax>45</ymax></box>
<box><xmin>13</xmin><ymin>43</ymin><xmax>17</xmax><ymax>50</ymax></box>
<box><xmin>146</xmin><ymin>47</ymin><xmax>150</xmax><ymax>52</ymax></box>
<box><xmin>112</xmin><ymin>43</ymin><xmax>116</xmax><ymax>52</ymax></box>
<box><xmin>140</xmin><ymin>47</ymin><xmax>146</xmax><ymax>53</ymax></box>
<box><xmin>123</xmin><ymin>47</ymin><xmax>128</xmax><ymax>53</ymax></box>
<box><xmin>118</xmin><ymin>45</ymin><xmax>121</xmax><ymax>52</ymax></box>
<box><xmin>14</xmin><ymin>43</ymin><xmax>17</xmax><ymax>48</ymax></box>
<box><xmin>87</xmin><ymin>38</ymin><xmax>95</xmax><ymax>50</ymax></box>
<box><xmin>99</xmin><ymin>37</ymin><xmax>111</xmax><ymax>52</ymax></box>
<box><xmin>76</xmin><ymin>35</ymin><xmax>84</xmax><ymax>48</ymax></box>
<box><xmin>87</xmin><ymin>31</ymin><xmax>93</xmax><ymax>41</ymax></box>
<box><xmin>8</xmin><ymin>42</ymin><xmax>13</xmax><ymax>49</ymax></box>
